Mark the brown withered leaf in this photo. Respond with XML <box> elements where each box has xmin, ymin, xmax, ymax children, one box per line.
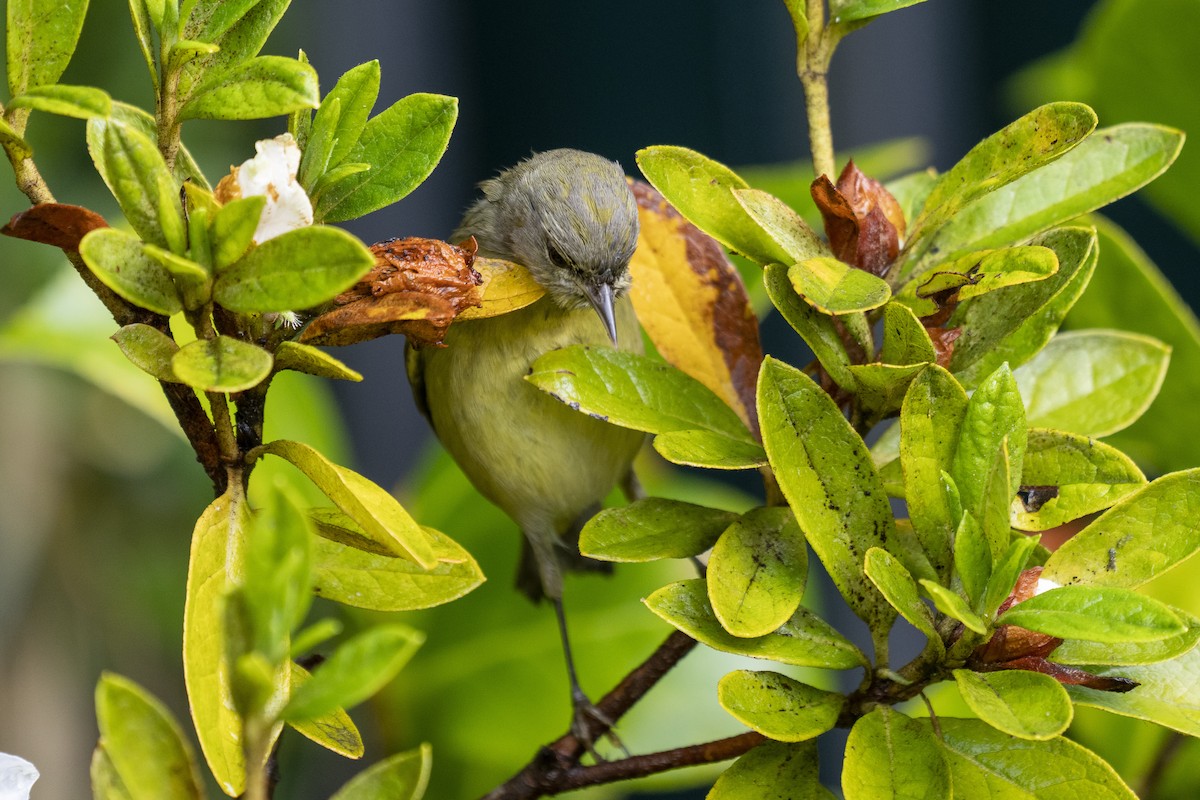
<box><xmin>927</xmin><ymin>326</ymin><xmax>962</xmax><ymax>369</ymax></box>
<box><xmin>811</xmin><ymin>160</ymin><xmax>904</xmax><ymax>278</ymax></box>
<box><xmin>628</xmin><ymin>179</ymin><xmax>763</xmax><ymax>435</ymax></box>
<box><xmin>2</xmin><ymin>203</ymin><xmax>108</xmax><ymax>250</ymax></box>
<box><xmin>300</xmin><ymin>236</ymin><xmax>481</xmax><ymax>347</ymax></box>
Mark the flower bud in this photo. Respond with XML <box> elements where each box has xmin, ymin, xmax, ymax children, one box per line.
<box><xmin>215</xmin><ymin>133</ymin><xmax>313</xmax><ymax>243</ymax></box>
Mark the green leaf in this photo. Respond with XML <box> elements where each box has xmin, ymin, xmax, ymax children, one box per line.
<box><xmin>789</xmin><ymin>257</ymin><xmax>891</xmax><ymax>315</ymax></box>
<box><xmin>88</xmin><ymin>119</ymin><xmax>187</xmax><ymax>252</ymax></box>
<box><xmin>899</xmin><ymin>246</ymin><xmax>1059</xmax><ymax>318</ymax></box>
<box><xmin>717</xmin><ymin>670</ymin><xmax>842</xmax><ymax>742</ymax></box>
<box><xmin>167</xmin><ymin>39</ymin><xmax>221</xmax><ymax>71</ymax></box>
<box><xmin>328</xmin><ymin>744</ymin><xmax>431</xmax><ymax>800</ymax></box>
<box><xmin>282</xmin><ymin>624</ymin><xmax>424</xmax><ymax>721</ymax></box>
<box><xmin>950</xmin><ymin>226</ymin><xmax>1098</xmax><ymax>388</ymax></box>
<box><xmin>708</xmin><ymin>507</ymin><xmax>807</xmax><ymax>637</ymax></box>
<box><xmin>842</xmin><ymin>707</ymin><xmax>950</xmax><ymax>800</ymax></box>
<box><xmin>709</xmin><ymin>741</ymin><xmax>834</xmax><ymax>800</ymax></box>
<box><xmin>90</xmin><ymin>745</ymin><xmax>134</xmax><ymax>800</ymax></box>
<box><xmin>644</xmin><ymin>580</ymin><xmax>867</xmax><ymax>670</ymax></box>
<box><xmin>260</xmin><ymin>439</ymin><xmax>439</xmax><ymax>568</ymax></box>
<box><xmin>920</xmin><ymin>579</ymin><xmax>986</xmax><ymax>634</ymax></box>
<box><xmin>243</xmin><ymin>482</ymin><xmax>313</xmax><ymax>664</ymax></box>
<box><xmin>285</xmin><ymin>662</ymin><xmax>364</xmax><ymax>759</ymax></box>
<box><xmin>829</xmin><ymin>0</ymin><xmax>927</xmax><ymax>24</ymax></box>
<box><xmin>732</xmin><ymin>187</ymin><xmax>827</xmax><ymax>263</ymax></box>
<box><xmin>781</xmin><ymin>0</ymin><xmax>809</xmax><ymax>52</ymax></box>
<box><xmin>312</xmin><ymin>528</ymin><xmax>484</xmax><ymax>612</ymax></box>
<box><xmin>178</xmin><ymin>0</ymin><xmax>289</xmax><ymax>101</ymax></box>
<box><xmin>1013</xmin><ymin>429</ymin><xmax>1146</xmax><ymax>532</ymax></box>
<box><xmin>1042</xmin><ymin>469</ymin><xmax>1200</xmax><ymax>590</ymax></box>
<box><xmin>1065</xmin><ymin>217</ymin><xmax>1200</xmax><ymax>473</ymax></box>
<box><xmin>527</xmin><ymin>345</ymin><xmax>755</xmax><ymax>442</ymax></box>
<box><xmin>997</xmin><ymin>586</ymin><xmax>1185</xmax><ymax>643</ymax></box>
<box><xmin>127</xmin><ymin>0</ymin><xmax>155</xmax><ymax>83</ymax></box>
<box><xmin>880</xmin><ymin>302</ymin><xmax>936</xmax><ymax>366</ymax></box>
<box><xmin>1066</xmin><ymin>645</ymin><xmax>1200</xmax><ymax>737</ymax></box>
<box><xmin>954</xmin><ymin>510</ymin><xmax>991</xmax><ymax>610</ymax></box>
<box><xmin>298</xmin><ymin>96</ymin><xmax>341</xmax><ymax>189</ymax></box>
<box><xmin>180</xmin><ymin>55</ymin><xmax>319</xmax><ymax>121</ymax></box>
<box><xmin>909</xmin><ymin>124</ymin><xmax>1183</xmax><ymax>272</ymax></box>
<box><xmin>6</xmin><ymin>0</ymin><xmax>90</xmax><ymax>95</ymax></box>
<box><xmin>951</xmin><ymin>363</ymin><xmax>1026</xmax><ymax>542</ymax></box>
<box><xmin>937</xmin><ymin>717</ymin><xmax>1137</xmax><ymax>798</ymax></box>
<box><xmin>214</xmin><ymin>226</ymin><xmax>375</xmax><ymax>312</ymax></box>
<box><xmin>99</xmin><ymin>101</ymin><xmax>209</xmax><ymax>189</ymax></box>
<box><xmin>635</xmin><ymin>146</ymin><xmax>790</xmax><ymax>266</ymax></box>
<box><xmin>317</xmin><ymin>93</ymin><xmax>458</xmax><ymax>222</ymax></box>
<box><xmin>95</xmin><ymin>672</ymin><xmax>203</xmax><ymax>800</ymax></box>
<box><xmin>79</xmin><ymin>228</ymin><xmax>182</xmax><ymax>316</ymax></box>
<box><xmin>211</xmin><ymin>195</ymin><xmax>266</xmax><ymax>270</ymax></box>
<box><xmin>980</xmin><ymin>535</ymin><xmax>1040</xmax><ymax>619</ymax></box>
<box><xmin>274</xmin><ymin>341</ymin><xmax>362</xmax><ymax>382</ymax></box>
<box><xmin>1053</xmin><ymin>609</ymin><xmax>1200</xmax><ymax>667</ymax></box>
<box><xmin>763</xmin><ymin>263</ymin><xmax>855</xmax><ymax>391</ymax></box>
<box><xmin>652</xmin><ymin>429</ymin><xmax>768</xmax><ymax>470</ymax></box>
<box><xmin>758</xmin><ymin>357</ymin><xmax>895</xmax><ymax>632</ymax></box>
<box><xmin>182</xmin><ymin>0</ymin><xmax>260</xmax><ymax>42</ymax></box>
<box><xmin>0</xmin><ymin>116</ymin><xmax>31</xmax><ymax>157</ymax></box>
<box><xmin>579</xmin><ymin>498</ymin><xmax>738</xmax><ymax>562</ymax></box>
<box><xmin>183</xmin><ymin>492</ymin><xmax>248</xmax><ymax>796</ymax></box>
<box><xmin>864</xmin><ymin>547</ymin><xmax>941</xmax><ymax>653</ymax></box>
<box><xmin>953</xmin><ymin>669</ymin><xmax>1072</xmax><ymax>741</ymax></box>
<box><xmin>111</xmin><ymin>323</ymin><xmax>180</xmax><ymax>382</ymax></box>
<box><xmin>909</xmin><ymin>103</ymin><xmax>1097</xmax><ymax>247</ymax></box>
<box><xmin>8</xmin><ymin>83</ymin><xmax>111</xmax><ymax>119</ymax></box>
<box><xmin>846</xmin><ymin>362</ymin><xmax>927</xmax><ymax>417</ymax></box>
<box><xmin>1014</xmin><ymin>331</ymin><xmax>1171</xmax><ymax>437</ymax></box>
<box><xmin>900</xmin><ymin>365</ymin><xmax>967</xmax><ymax>580</ymax></box>
<box><xmin>322</xmin><ymin>61</ymin><xmax>382</xmax><ymax>168</ymax></box>
<box><xmin>171</xmin><ymin>336</ymin><xmax>273</xmax><ymax>393</ymax></box>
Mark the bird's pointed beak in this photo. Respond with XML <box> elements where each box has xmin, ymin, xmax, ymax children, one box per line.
<box><xmin>584</xmin><ymin>282</ymin><xmax>619</xmax><ymax>345</ymax></box>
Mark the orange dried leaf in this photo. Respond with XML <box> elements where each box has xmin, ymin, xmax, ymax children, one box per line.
<box><xmin>456</xmin><ymin>256</ymin><xmax>546</xmax><ymax>321</ymax></box>
<box><xmin>2</xmin><ymin>203</ymin><xmax>108</xmax><ymax>250</ymax></box>
<box><xmin>301</xmin><ymin>236</ymin><xmax>481</xmax><ymax>347</ymax></box>
<box><xmin>628</xmin><ymin>179</ymin><xmax>763</xmax><ymax>434</ymax></box>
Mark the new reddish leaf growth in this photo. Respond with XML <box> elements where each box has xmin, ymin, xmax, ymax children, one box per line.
<box><xmin>300</xmin><ymin>236</ymin><xmax>482</xmax><ymax>347</ymax></box>
<box><xmin>2</xmin><ymin>203</ymin><xmax>108</xmax><ymax>251</ymax></box>
<box><xmin>810</xmin><ymin>160</ymin><xmax>905</xmax><ymax>277</ymax></box>
<box><xmin>968</xmin><ymin>567</ymin><xmax>1137</xmax><ymax>693</ymax></box>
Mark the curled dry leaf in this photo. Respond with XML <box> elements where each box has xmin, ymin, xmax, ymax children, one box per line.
<box><xmin>2</xmin><ymin>203</ymin><xmax>108</xmax><ymax>250</ymax></box>
<box><xmin>300</xmin><ymin>236</ymin><xmax>482</xmax><ymax>347</ymax></box>
<box><xmin>811</xmin><ymin>159</ymin><xmax>905</xmax><ymax>278</ymax></box>
<box><xmin>628</xmin><ymin>179</ymin><xmax>763</xmax><ymax>434</ymax></box>
<box><xmin>968</xmin><ymin>565</ymin><xmax>1137</xmax><ymax>693</ymax></box>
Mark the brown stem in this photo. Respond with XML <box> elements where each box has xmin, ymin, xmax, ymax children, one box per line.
<box><xmin>481</xmin><ymin>732</ymin><xmax>765</xmax><ymax>800</ymax></box>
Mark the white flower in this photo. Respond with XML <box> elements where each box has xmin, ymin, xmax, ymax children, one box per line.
<box><xmin>219</xmin><ymin>133</ymin><xmax>313</xmax><ymax>243</ymax></box>
<box><xmin>0</xmin><ymin>753</ymin><xmax>39</xmax><ymax>800</ymax></box>
<box><xmin>1034</xmin><ymin>577</ymin><xmax>1062</xmax><ymax>596</ymax></box>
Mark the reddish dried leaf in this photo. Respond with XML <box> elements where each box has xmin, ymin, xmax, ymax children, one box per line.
<box><xmin>301</xmin><ymin>236</ymin><xmax>481</xmax><ymax>347</ymax></box>
<box><xmin>629</xmin><ymin>179</ymin><xmax>763</xmax><ymax>434</ymax></box>
<box><xmin>971</xmin><ymin>623</ymin><xmax>1062</xmax><ymax>666</ymax></box>
<box><xmin>810</xmin><ymin>160</ymin><xmax>903</xmax><ymax>277</ymax></box>
<box><xmin>2</xmin><ymin>203</ymin><xmax>108</xmax><ymax>250</ymax></box>
<box><xmin>927</xmin><ymin>326</ymin><xmax>962</xmax><ymax>368</ymax></box>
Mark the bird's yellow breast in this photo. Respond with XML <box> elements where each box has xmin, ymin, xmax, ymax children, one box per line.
<box><xmin>418</xmin><ymin>295</ymin><xmax>645</xmax><ymax>535</ymax></box>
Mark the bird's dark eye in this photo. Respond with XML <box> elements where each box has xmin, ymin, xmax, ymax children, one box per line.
<box><xmin>547</xmin><ymin>242</ymin><xmax>570</xmax><ymax>269</ymax></box>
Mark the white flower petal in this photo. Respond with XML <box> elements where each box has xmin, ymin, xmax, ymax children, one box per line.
<box><xmin>229</xmin><ymin>133</ymin><xmax>313</xmax><ymax>243</ymax></box>
<box><xmin>1034</xmin><ymin>577</ymin><xmax>1062</xmax><ymax>596</ymax></box>
<box><xmin>0</xmin><ymin>753</ymin><xmax>39</xmax><ymax>800</ymax></box>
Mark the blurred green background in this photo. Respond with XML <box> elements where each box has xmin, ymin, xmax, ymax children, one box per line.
<box><xmin>3</xmin><ymin>1</ymin><xmax>1200</xmax><ymax>798</ymax></box>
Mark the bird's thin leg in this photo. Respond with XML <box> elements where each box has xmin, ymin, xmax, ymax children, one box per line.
<box><xmin>551</xmin><ymin>596</ymin><xmax>628</xmax><ymax>761</ymax></box>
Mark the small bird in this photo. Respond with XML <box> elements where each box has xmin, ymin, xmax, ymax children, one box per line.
<box><xmin>406</xmin><ymin>149</ymin><xmax>645</xmax><ymax>744</ymax></box>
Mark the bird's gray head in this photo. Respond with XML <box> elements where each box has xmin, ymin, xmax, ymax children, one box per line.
<box><xmin>461</xmin><ymin>149</ymin><xmax>640</xmax><ymax>342</ymax></box>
